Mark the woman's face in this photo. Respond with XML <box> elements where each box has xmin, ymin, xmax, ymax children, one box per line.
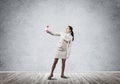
<box><xmin>66</xmin><ymin>26</ymin><xmax>71</xmax><ymax>33</ymax></box>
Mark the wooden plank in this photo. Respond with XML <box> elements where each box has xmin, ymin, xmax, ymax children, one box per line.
<box><xmin>0</xmin><ymin>72</ymin><xmax>120</xmax><ymax>84</ymax></box>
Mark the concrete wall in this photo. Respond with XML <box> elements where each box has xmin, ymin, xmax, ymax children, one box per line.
<box><xmin>0</xmin><ymin>0</ymin><xmax>120</xmax><ymax>72</ymax></box>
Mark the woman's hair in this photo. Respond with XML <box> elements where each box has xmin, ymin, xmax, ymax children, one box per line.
<box><xmin>68</xmin><ymin>25</ymin><xmax>74</xmax><ymax>41</ymax></box>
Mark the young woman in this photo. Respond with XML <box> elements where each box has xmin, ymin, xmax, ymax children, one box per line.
<box><xmin>45</xmin><ymin>25</ymin><xmax>74</xmax><ymax>80</ymax></box>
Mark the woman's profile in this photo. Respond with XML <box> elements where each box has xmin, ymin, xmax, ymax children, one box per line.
<box><xmin>45</xmin><ymin>25</ymin><xmax>74</xmax><ymax>80</ymax></box>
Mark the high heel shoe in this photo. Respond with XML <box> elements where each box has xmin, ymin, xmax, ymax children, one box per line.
<box><xmin>61</xmin><ymin>75</ymin><xmax>68</xmax><ymax>78</ymax></box>
<box><xmin>48</xmin><ymin>74</ymin><xmax>53</xmax><ymax>80</ymax></box>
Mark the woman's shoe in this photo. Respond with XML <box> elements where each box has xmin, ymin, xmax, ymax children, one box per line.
<box><xmin>61</xmin><ymin>75</ymin><xmax>68</xmax><ymax>78</ymax></box>
<box><xmin>48</xmin><ymin>76</ymin><xmax>52</xmax><ymax>80</ymax></box>
<box><xmin>48</xmin><ymin>74</ymin><xmax>53</xmax><ymax>80</ymax></box>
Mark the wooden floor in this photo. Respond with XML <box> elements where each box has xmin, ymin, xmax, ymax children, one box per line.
<box><xmin>0</xmin><ymin>72</ymin><xmax>120</xmax><ymax>84</ymax></box>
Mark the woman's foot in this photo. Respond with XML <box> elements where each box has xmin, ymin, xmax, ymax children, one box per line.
<box><xmin>48</xmin><ymin>74</ymin><xmax>53</xmax><ymax>80</ymax></box>
<box><xmin>61</xmin><ymin>75</ymin><xmax>68</xmax><ymax>78</ymax></box>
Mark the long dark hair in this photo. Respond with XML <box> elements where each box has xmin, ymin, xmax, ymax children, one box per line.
<box><xmin>68</xmin><ymin>25</ymin><xmax>74</xmax><ymax>41</ymax></box>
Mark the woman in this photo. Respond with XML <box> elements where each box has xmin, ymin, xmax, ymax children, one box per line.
<box><xmin>45</xmin><ymin>25</ymin><xmax>74</xmax><ymax>80</ymax></box>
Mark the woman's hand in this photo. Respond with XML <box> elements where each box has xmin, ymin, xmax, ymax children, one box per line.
<box><xmin>45</xmin><ymin>25</ymin><xmax>49</xmax><ymax>33</ymax></box>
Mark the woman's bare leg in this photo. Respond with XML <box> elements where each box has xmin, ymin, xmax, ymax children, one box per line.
<box><xmin>48</xmin><ymin>58</ymin><xmax>59</xmax><ymax>79</ymax></box>
<box><xmin>51</xmin><ymin>58</ymin><xmax>59</xmax><ymax>75</ymax></box>
<box><xmin>61</xmin><ymin>59</ymin><xmax>67</xmax><ymax>77</ymax></box>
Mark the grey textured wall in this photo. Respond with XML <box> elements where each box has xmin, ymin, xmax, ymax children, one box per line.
<box><xmin>0</xmin><ymin>0</ymin><xmax>120</xmax><ymax>72</ymax></box>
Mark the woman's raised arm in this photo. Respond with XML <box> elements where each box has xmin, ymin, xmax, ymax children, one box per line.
<box><xmin>45</xmin><ymin>25</ymin><xmax>61</xmax><ymax>36</ymax></box>
<box><xmin>47</xmin><ymin>30</ymin><xmax>61</xmax><ymax>36</ymax></box>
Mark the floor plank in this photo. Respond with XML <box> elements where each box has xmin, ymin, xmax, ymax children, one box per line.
<box><xmin>0</xmin><ymin>72</ymin><xmax>120</xmax><ymax>84</ymax></box>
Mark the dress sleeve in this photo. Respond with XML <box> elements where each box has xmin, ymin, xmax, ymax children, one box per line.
<box><xmin>47</xmin><ymin>30</ymin><xmax>61</xmax><ymax>36</ymax></box>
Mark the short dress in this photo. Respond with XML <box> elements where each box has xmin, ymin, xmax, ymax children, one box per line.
<box><xmin>47</xmin><ymin>30</ymin><xmax>72</xmax><ymax>59</ymax></box>
<box><xmin>55</xmin><ymin>40</ymin><xmax>68</xmax><ymax>59</ymax></box>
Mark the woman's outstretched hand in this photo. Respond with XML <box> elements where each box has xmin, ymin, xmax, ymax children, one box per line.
<box><xmin>45</xmin><ymin>25</ymin><xmax>49</xmax><ymax>33</ymax></box>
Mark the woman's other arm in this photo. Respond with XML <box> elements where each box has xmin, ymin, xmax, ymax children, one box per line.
<box><xmin>63</xmin><ymin>35</ymin><xmax>72</xmax><ymax>43</ymax></box>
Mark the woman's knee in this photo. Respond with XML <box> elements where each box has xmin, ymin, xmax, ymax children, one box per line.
<box><xmin>62</xmin><ymin>59</ymin><xmax>66</xmax><ymax>62</ymax></box>
<box><xmin>54</xmin><ymin>58</ymin><xmax>58</xmax><ymax>64</ymax></box>
<box><xmin>62</xmin><ymin>59</ymin><xmax>66</xmax><ymax>64</ymax></box>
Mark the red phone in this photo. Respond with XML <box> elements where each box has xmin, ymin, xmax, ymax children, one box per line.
<box><xmin>45</xmin><ymin>25</ymin><xmax>49</xmax><ymax>32</ymax></box>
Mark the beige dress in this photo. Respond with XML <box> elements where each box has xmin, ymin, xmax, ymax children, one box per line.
<box><xmin>47</xmin><ymin>30</ymin><xmax>73</xmax><ymax>59</ymax></box>
<box><xmin>56</xmin><ymin>39</ymin><xmax>68</xmax><ymax>59</ymax></box>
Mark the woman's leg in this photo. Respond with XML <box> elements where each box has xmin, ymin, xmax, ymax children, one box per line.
<box><xmin>50</xmin><ymin>58</ymin><xmax>59</xmax><ymax>75</ymax></box>
<box><xmin>48</xmin><ymin>58</ymin><xmax>59</xmax><ymax>79</ymax></box>
<box><xmin>61</xmin><ymin>59</ymin><xmax>66</xmax><ymax>77</ymax></box>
